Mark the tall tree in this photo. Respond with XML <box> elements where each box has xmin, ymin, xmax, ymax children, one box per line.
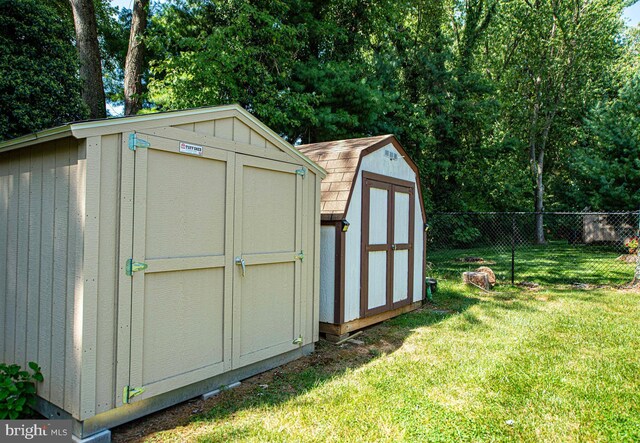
<box><xmin>69</xmin><ymin>0</ymin><xmax>106</xmax><ymax>118</ymax></box>
<box><xmin>124</xmin><ymin>0</ymin><xmax>149</xmax><ymax>115</ymax></box>
<box><xmin>489</xmin><ymin>0</ymin><xmax>625</xmax><ymax>242</ymax></box>
<box><xmin>0</xmin><ymin>0</ymin><xmax>86</xmax><ymax>139</ymax></box>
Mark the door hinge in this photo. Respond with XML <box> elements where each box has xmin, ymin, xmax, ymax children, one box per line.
<box><xmin>125</xmin><ymin>258</ymin><xmax>148</xmax><ymax>276</ymax></box>
<box><xmin>295</xmin><ymin>250</ymin><xmax>304</xmax><ymax>262</ymax></box>
<box><xmin>293</xmin><ymin>335</ymin><xmax>303</xmax><ymax>345</ymax></box>
<box><xmin>128</xmin><ymin>133</ymin><xmax>150</xmax><ymax>151</ymax></box>
<box><xmin>295</xmin><ymin>167</ymin><xmax>306</xmax><ymax>178</ymax></box>
<box><xmin>122</xmin><ymin>385</ymin><xmax>145</xmax><ymax>404</ymax></box>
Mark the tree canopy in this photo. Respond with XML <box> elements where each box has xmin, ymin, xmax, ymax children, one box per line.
<box><xmin>2</xmin><ymin>0</ymin><xmax>638</xmax><ymax>214</ymax></box>
<box><xmin>0</xmin><ymin>0</ymin><xmax>86</xmax><ymax>139</ymax></box>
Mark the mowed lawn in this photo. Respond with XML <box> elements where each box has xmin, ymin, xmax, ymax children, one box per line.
<box><xmin>114</xmin><ymin>282</ymin><xmax>640</xmax><ymax>442</ymax></box>
<box><xmin>427</xmin><ymin>241</ymin><xmax>636</xmax><ymax>285</ymax></box>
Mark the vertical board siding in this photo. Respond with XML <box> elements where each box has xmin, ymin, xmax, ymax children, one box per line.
<box><xmin>214</xmin><ymin>118</ymin><xmax>234</xmax><ymax>140</ymax></box>
<box><xmin>193</xmin><ymin>121</ymin><xmax>215</xmax><ymax>137</ymax></box>
<box><xmin>64</xmin><ymin>141</ymin><xmax>79</xmax><ymax>415</ymax></box>
<box><xmin>94</xmin><ymin>134</ymin><xmax>119</xmax><ymax>415</ymax></box>
<box><xmin>0</xmin><ymin>139</ymin><xmax>84</xmax><ymax>414</ymax></box>
<box><xmin>50</xmin><ymin>140</ymin><xmax>70</xmax><ymax>407</ymax></box>
<box><xmin>38</xmin><ymin>147</ymin><xmax>56</xmax><ymax>398</ymax></box>
<box><xmin>413</xmin><ymin>194</ymin><xmax>425</xmax><ymax>302</ymax></box>
<box><xmin>319</xmin><ymin>226</ymin><xmax>336</xmax><ymax>322</ymax></box>
<box><xmin>313</xmin><ymin>177</ymin><xmax>321</xmax><ymax>342</ymax></box>
<box><xmin>250</xmin><ymin>130</ymin><xmax>267</xmax><ymax>148</ymax></box>
<box><xmin>78</xmin><ymin>137</ymin><xmax>100</xmax><ymax>419</ymax></box>
<box><xmin>16</xmin><ymin>151</ymin><xmax>31</xmax><ymax>367</ymax></box>
<box><xmin>233</xmin><ymin>118</ymin><xmax>251</xmax><ymax>144</ymax></box>
<box><xmin>5</xmin><ymin>152</ymin><xmax>19</xmax><ymax>363</ymax></box>
<box><xmin>0</xmin><ymin>153</ymin><xmax>8</xmax><ymax>361</ymax></box>
<box><xmin>302</xmin><ymin>171</ymin><xmax>319</xmax><ymax>345</ymax></box>
<box><xmin>26</xmin><ymin>150</ymin><xmax>43</xmax><ymax>365</ymax></box>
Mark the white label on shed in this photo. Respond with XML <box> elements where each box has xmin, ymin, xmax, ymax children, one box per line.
<box><xmin>179</xmin><ymin>142</ymin><xmax>203</xmax><ymax>156</ymax></box>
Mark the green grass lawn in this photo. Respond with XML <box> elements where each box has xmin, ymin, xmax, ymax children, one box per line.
<box><xmin>427</xmin><ymin>241</ymin><xmax>636</xmax><ymax>285</ymax></box>
<box><xmin>114</xmin><ymin>282</ymin><xmax>640</xmax><ymax>442</ymax></box>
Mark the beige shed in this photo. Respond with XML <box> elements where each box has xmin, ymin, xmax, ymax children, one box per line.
<box><xmin>0</xmin><ymin>105</ymin><xmax>325</xmax><ymax>442</ymax></box>
<box><xmin>297</xmin><ymin>135</ymin><xmax>426</xmax><ymax>339</ymax></box>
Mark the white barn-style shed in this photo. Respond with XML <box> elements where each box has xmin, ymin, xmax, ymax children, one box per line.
<box><xmin>297</xmin><ymin>135</ymin><xmax>426</xmax><ymax>338</ymax></box>
<box><xmin>0</xmin><ymin>105</ymin><xmax>325</xmax><ymax>442</ymax></box>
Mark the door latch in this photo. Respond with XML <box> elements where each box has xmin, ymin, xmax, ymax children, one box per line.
<box><xmin>125</xmin><ymin>259</ymin><xmax>148</xmax><ymax>276</ymax></box>
<box><xmin>235</xmin><ymin>257</ymin><xmax>246</xmax><ymax>276</ymax></box>
<box><xmin>292</xmin><ymin>335</ymin><xmax>303</xmax><ymax>345</ymax></box>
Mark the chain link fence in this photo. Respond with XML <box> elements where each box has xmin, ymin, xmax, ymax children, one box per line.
<box><xmin>426</xmin><ymin>211</ymin><xmax>640</xmax><ymax>286</ymax></box>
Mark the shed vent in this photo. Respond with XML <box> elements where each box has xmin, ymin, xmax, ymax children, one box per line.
<box><xmin>384</xmin><ymin>150</ymin><xmax>399</xmax><ymax>161</ymax></box>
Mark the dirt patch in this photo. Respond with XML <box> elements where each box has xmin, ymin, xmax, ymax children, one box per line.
<box><xmin>517</xmin><ymin>281</ymin><xmax>541</xmax><ymax>290</ymax></box>
<box><xmin>616</xmin><ymin>254</ymin><xmax>638</xmax><ymax>264</ymax></box>
<box><xmin>456</xmin><ymin>257</ymin><xmax>496</xmax><ymax>264</ymax></box>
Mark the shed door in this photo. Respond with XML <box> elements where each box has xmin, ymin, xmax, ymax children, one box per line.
<box><xmin>361</xmin><ymin>174</ymin><xmax>414</xmax><ymax>318</ymax></box>
<box><xmin>126</xmin><ymin>133</ymin><xmax>234</xmax><ymax>403</ymax></box>
<box><xmin>232</xmin><ymin>155</ymin><xmax>303</xmax><ymax>368</ymax></box>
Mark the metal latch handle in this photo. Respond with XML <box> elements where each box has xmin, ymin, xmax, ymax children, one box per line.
<box><xmin>235</xmin><ymin>257</ymin><xmax>246</xmax><ymax>276</ymax></box>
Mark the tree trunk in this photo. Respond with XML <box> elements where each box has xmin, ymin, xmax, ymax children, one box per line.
<box><xmin>124</xmin><ymin>0</ymin><xmax>149</xmax><ymax>116</ymax></box>
<box><xmin>534</xmin><ymin>105</ymin><xmax>558</xmax><ymax>244</ymax></box>
<box><xmin>69</xmin><ymin>0</ymin><xmax>106</xmax><ymax>119</ymax></box>
<box><xmin>534</xmin><ymin>149</ymin><xmax>545</xmax><ymax>244</ymax></box>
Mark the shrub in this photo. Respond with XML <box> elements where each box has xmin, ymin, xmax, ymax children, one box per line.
<box><xmin>0</xmin><ymin>362</ymin><xmax>43</xmax><ymax>419</ymax></box>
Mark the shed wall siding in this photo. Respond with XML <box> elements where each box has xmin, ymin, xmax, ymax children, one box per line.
<box><xmin>174</xmin><ymin>117</ymin><xmax>276</xmax><ymax>152</ymax></box>
<box><xmin>83</xmin><ymin>118</ymin><xmax>319</xmax><ymax>418</ymax></box>
<box><xmin>343</xmin><ymin>143</ymin><xmax>424</xmax><ymax>321</ymax></box>
<box><xmin>92</xmin><ymin>134</ymin><xmax>121</xmax><ymax>415</ymax></box>
<box><xmin>0</xmin><ymin>138</ymin><xmax>84</xmax><ymax>414</ymax></box>
<box><xmin>319</xmin><ymin>226</ymin><xmax>336</xmax><ymax>322</ymax></box>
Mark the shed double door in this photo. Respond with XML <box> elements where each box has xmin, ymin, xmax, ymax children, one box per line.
<box><xmin>361</xmin><ymin>172</ymin><xmax>415</xmax><ymax>317</ymax></box>
<box><xmin>119</xmin><ymin>132</ymin><xmax>304</xmax><ymax>404</ymax></box>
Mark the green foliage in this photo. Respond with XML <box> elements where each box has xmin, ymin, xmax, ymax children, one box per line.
<box><xmin>572</xmin><ymin>72</ymin><xmax>640</xmax><ymax>210</ymax></box>
<box><xmin>0</xmin><ymin>0</ymin><xmax>87</xmax><ymax>140</ymax></box>
<box><xmin>2</xmin><ymin>0</ymin><xmax>635</xmax><ymax>213</ymax></box>
<box><xmin>0</xmin><ymin>362</ymin><xmax>43</xmax><ymax>420</ymax></box>
<box><xmin>134</xmin><ymin>0</ymin><xmax>636</xmax><ymax>213</ymax></box>
<box><xmin>146</xmin><ymin>0</ymin><xmax>316</xmax><ymax>140</ymax></box>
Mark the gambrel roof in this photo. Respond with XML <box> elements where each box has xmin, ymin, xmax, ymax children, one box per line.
<box><xmin>297</xmin><ymin>134</ymin><xmax>423</xmax><ymax>221</ymax></box>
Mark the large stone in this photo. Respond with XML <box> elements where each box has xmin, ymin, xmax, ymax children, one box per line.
<box><xmin>475</xmin><ymin>266</ymin><xmax>496</xmax><ymax>287</ymax></box>
<box><xmin>463</xmin><ymin>271</ymin><xmax>491</xmax><ymax>290</ymax></box>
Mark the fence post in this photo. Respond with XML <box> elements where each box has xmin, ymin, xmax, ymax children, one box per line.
<box><xmin>511</xmin><ymin>214</ymin><xmax>516</xmax><ymax>285</ymax></box>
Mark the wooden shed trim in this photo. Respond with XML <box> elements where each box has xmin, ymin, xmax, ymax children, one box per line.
<box><xmin>0</xmin><ymin>105</ymin><xmax>326</xmax><ymax>178</ymax></box>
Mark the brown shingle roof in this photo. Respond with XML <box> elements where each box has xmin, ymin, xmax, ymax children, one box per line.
<box><xmin>297</xmin><ymin>135</ymin><xmax>394</xmax><ymax>221</ymax></box>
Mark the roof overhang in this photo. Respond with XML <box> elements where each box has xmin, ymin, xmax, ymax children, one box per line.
<box><xmin>0</xmin><ymin>104</ymin><xmax>326</xmax><ymax>178</ymax></box>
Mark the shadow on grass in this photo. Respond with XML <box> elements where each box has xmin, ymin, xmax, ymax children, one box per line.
<box><xmin>111</xmin><ymin>289</ymin><xmax>479</xmax><ymax>443</ymax></box>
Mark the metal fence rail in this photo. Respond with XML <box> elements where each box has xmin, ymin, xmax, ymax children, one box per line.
<box><xmin>426</xmin><ymin>211</ymin><xmax>640</xmax><ymax>285</ymax></box>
